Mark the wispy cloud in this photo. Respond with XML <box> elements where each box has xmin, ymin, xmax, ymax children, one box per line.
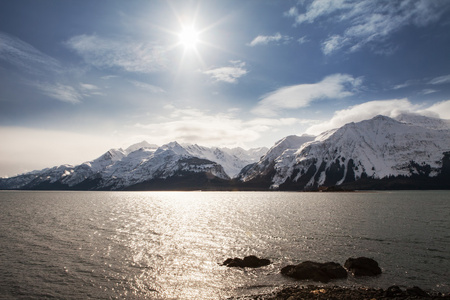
<box><xmin>66</xmin><ymin>34</ymin><xmax>168</xmax><ymax>73</ymax></box>
<box><xmin>131</xmin><ymin>107</ymin><xmax>311</xmax><ymax>148</ymax></box>
<box><xmin>248</xmin><ymin>32</ymin><xmax>292</xmax><ymax>46</ymax></box>
<box><xmin>134</xmin><ymin>108</ymin><xmax>260</xmax><ymax>147</ymax></box>
<box><xmin>129</xmin><ymin>80</ymin><xmax>165</xmax><ymax>93</ymax></box>
<box><xmin>297</xmin><ymin>36</ymin><xmax>309</xmax><ymax>44</ymax></box>
<box><xmin>0</xmin><ymin>32</ymin><xmax>102</xmax><ymax>103</ymax></box>
<box><xmin>0</xmin><ymin>31</ymin><xmax>61</xmax><ymax>74</ymax></box>
<box><xmin>80</xmin><ymin>83</ymin><xmax>99</xmax><ymax>91</ymax></box>
<box><xmin>428</xmin><ymin>74</ymin><xmax>450</xmax><ymax>85</ymax></box>
<box><xmin>393</xmin><ymin>74</ymin><xmax>450</xmax><ymax>91</ymax></box>
<box><xmin>421</xmin><ymin>89</ymin><xmax>438</xmax><ymax>95</ymax></box>
<box><xmin>392</xmin><ymin>79</ymin><xmax>419</xmax><ymax>90</ymax></box>
<box><xmin>305</xmin><ymin>98</ymin><xmax>419</xmax><ymax>134</ymax></box>
<box><xmin>80</xmin><ymin>83</ymin><xmax>105</xmax><ymax>97</ymax></box>
<box><xmin>34</xmin><ymin>82</ymin><xmax>83</xmax><ymax>104</ymax></box>
<box><xmin>252</xmin><ymin>74</ymin><xmax>362</xmax><ymax>117</ymax></box>
<box><xmin>286</xmin><ymin>0</ymin><xmax>450</xmax><ymax>55</ymax></box>
<box><xmin>203</xmin><ymin>60</ymin><xmax>248</xmax><ymax>83</ymax></box>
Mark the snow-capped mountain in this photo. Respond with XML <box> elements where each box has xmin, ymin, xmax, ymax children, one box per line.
<box><xmin>394</xmin><ymin>113</ymin><xmax>450</xmax><ymax>130</ymax></box>
<box><xmin>182</xmin><ymin>144</ymin><xmax>267</xmax><ymax>178</ymax></box>
<box><xmin>0</xmin><ymin>141</ymin><xmax>267</xmax><ymax>191</ymax></box>
<box><xmin>239</xmin><ymin>114</ymin><xmax>450</xmax><ymax>190</ymax></box>
<box><xmin>2</xmin><ymin>114</ymin><xmax>449</xmax><ymax>191</ymax></box>
<box><xmin>238</xmin><ymin>134</ymin><xmax>315</xmax><ymax>182</ymax></box>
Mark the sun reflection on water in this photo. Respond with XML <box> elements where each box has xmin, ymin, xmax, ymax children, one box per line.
<box><xmin>3</xmin><ymin>191</ymin><xmax>447</xmax><ymax>299</ymax></box>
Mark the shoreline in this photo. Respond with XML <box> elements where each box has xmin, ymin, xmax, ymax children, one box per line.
<box><xmin>232</xmin><ymin>284</ymin><xmax>450</xmax><ymax>299</ymax></box>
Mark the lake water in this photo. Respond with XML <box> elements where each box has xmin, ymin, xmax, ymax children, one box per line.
<box><xmin>0</xmin><ymin>190</ymin><xmax>449</xmax><ymax>299</ymax></box>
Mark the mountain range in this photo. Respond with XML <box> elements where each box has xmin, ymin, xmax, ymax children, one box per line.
<box><xmin>1</xmin><ymin>114</ymin><xmax>450</xmax><ymax>191</ymax></box>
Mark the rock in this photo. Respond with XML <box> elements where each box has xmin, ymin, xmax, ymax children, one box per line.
<box><xmin>280</xmin><ymin>261</ymin><xmax>348</xmax><ymax>283</ymax></box>
<box><xmin>253</xmin><ymin>285</ymin><xmax>449</xmax><ymax>300</ymax></box>
<box><xmin>222</xmin><ymin>255</ymin><xmax>271</xmax><ymax>268</ymax></box>
<box><xmin>407</xmin><ymin>286</ymin><xmax>429</xmax><ymax>297</ymax></box>
<box><xmin>384</xmin><ymin>285</ymin><xmax>403</xmax><ymax>297</ymax></box>
<box><xmin>344</xmin><ymin>257</ymin><xmax>382</xmax><ymax>276</ymax></box>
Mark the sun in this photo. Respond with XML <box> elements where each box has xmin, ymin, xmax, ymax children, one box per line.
<box><xmin>178</xmin><ymin>26</ymin><xmax>199</xmax><ymax>50</ymax></box>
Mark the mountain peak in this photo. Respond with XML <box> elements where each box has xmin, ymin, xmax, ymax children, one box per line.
<box><xmin>259</xmin><ymin>114</ymin><xmax>450</xmax><ymax>189</ymax></box>
<box><xmin>125</xmin><ymin>141</ymin><xmax>159</xmax><ymax>153</ymax></box>
<box><xmin>394</xmin><ymin>113</ymin><xmax>450</xmax><ymax>130</ymax></box>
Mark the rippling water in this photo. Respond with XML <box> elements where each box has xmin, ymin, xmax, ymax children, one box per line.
<box><xmin>1</xmin><ymin>190</ymin><xmax>449</xmax><ymax>299</ymax></box>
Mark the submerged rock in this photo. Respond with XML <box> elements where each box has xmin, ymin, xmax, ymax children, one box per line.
<box><xmin>344</xmin><ymin>257</ymin><xmax>381</xmax><ymax>276</ymax></box>
<box><xmin>223</xmin><ymin>255</ymin><xmax>271</xmax><ymax>268</ymax></box>
<box><xmin>280</xmin><ymin>261</ymin><xmax>347</xmax><ymax>283</ymax></box>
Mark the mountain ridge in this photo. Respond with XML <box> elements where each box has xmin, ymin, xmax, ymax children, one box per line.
<box><xmin>239</xmin><ymin>114</ymin><xmax>450</xmax><ymax>190</ymax></box>
<box><xmin>1</xmin><ymin>114</ymin><xmax>450</xmax><ymax>191</ymax></box>
<box><xmin>0</xmin><ymin>141</ymin><xmax>267</xmax><ymax>190</ymax></box>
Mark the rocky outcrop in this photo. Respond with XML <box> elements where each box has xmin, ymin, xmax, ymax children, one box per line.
<box><xmin>257</xmin><ymin>285</ymin><xmax>446</xmax><ymax>300</ymax></box>
<box><xmin>222</xmin><ymin>255</ymin><xmax>271</xmax><ymax>268</ymax></box>
<box><xmin>344</xmin><ymin>257</ymin><xmax>382</xmax><ymax>276</ymax></box>
<box><xmin>280</xmin><ymin>261</ymin><xmax>347</xmax><ymax>283</ymax></box>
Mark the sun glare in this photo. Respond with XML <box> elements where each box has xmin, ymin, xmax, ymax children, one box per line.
<box><xmin>179</xmin><ymin>26</ymin><xmax>199</xmax><ymax>50</ymax></box>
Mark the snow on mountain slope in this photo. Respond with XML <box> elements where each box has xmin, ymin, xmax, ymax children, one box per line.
<box><xmin>266</xmin><ymin>115</ymin><xmax>450</xmax><ymax>189</ymax></box>
<box><xmin>395</xmin><ymin>113</ymin><xmax>450</xmax><ymax>130</ymax></box>
<box><xmin>182</xmin><ymin>144</ymin><xmax>268</xmax><ymax>178</ymax></box>
<box><xmin>5</xmin><ymin>114</ymin><xmax>448</xmax><ymax>191</ymax></box>
<box><xmin>239</xmin><ymin>134</ymin><xmax>315</xmax><ymax>182</ymax></box>
<box><xmin>0</xmin><ymin>141</ymin><xmax>267</xmax><ymax>190</ymax></box>
<box><xmin>97</xmin><ymin>142</ymin><xmax>230</xmax><ymax>190</ymax></box>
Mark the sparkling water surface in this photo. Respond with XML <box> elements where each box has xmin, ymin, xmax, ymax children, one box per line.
<box><xmin>1</xmin><ymin>190</ymin><xmax>449</xmax><ymax>299</ymax></box>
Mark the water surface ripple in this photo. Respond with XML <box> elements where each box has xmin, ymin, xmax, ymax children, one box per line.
<box><xmin>0</xmin><ymin>191</ymin><xmax>449</xmax><ymax>299</ymax></box>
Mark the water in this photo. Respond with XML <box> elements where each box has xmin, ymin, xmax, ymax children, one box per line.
<box><xmin>0</xmin><ymin>191</ymin><xmax>449</xmax><ymax>299</ymax></box>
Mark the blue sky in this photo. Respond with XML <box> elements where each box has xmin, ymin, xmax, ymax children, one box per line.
<box><xmin>1</xmin><ymin>0</ymin><xmax>450</xmax><ymax>176</ymax></box>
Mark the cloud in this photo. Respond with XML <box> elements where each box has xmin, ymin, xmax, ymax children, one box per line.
<box><xmin>80</xmin><ymin>83</ymin><xmax>99</xmax><ymax>91</ymax></box>
<box><xmin>33</xmin><ymin>82</ymin><xmax>83</xmax><ymax>104</ymax></box>
<box><xmin>392</xmin><ymin>74</ymin><xmax>450</xmax><ymax>91</ymax></box>
<box><xmin>424</xmin><ymin>100</ymin><xmax>450</xmax><ymax>119</ymax></box>
<box><xmin>421</xmin><ymin>89</ymin><xmax>438</xmax><ymax>95</ymax></box>
<box><xmin>131</xmin><ymin>107</ymin><xmax>311</xmax><ymax>148</ymax></box>
<box><xmin>80</xmin><ymin>83</ymin><xmax>105</xmax><ymax>97</ymax></box>
<box><xmin>297</xmin><ymin>36</ymin><xmax>309</xmax><ymax>44</ymax></box>
<box><xmin>134</xmin><ymin>108</ymin><xmax>259</xmax><ymax>147</ymax></box>
<box><xmin>0</xmin><ymin>31</ymin><xmax>61</xmax><ymax>74</ymax></box>
<box><xmin>248</xmin><ymin>32</ymin><xmax>292</xmax><ymax>46</ymax></box>
<box><xmin>392</xmin><ymin>79</ymin><xmax>419</xmax><ymax>90</ymax></box>
<box><xmin>428</xmin><ymin>74</ymin><xmax>450</xmax><ymax>85</ymax></box>
<box><xmin>289</xmin><ymin>0</ymin><xmax>352</xmax><ymax>24</ymax></box>
<box><xmin>252</xmin><ymin>73</ymin><xmax>362</xmax><ymax>117</ymax></box>
<box><xmin>305</xmin><ymin>98</ymin><xmax>450</xmax><ymax>135</ymax></box>
<box><xmin>286</xmin><ymin>0</ymin><xmax>450</xmax><ymax>55</ymax></box>
<box><xmin>129</xmin><ymin>80</ymin><xmax>165</xmax><ymax>93</ymax></box>
<box><xmin>66</xmin><ymin>34</ymin><xmax>167</xmax><ymax>73</ymax></box>
<box><xmin>203</xmin><ymin>60</ymin><xmax>248</xmax><ymax>83</ymax></box>
<box><xmin>322</xmin><ymin>35</ymin><xmax>348</xmax><ymax>55</ymax></box>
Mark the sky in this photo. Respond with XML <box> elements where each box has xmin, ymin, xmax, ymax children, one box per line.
<box><xmin>1</xmin><ymin>0</ymin><xmax>450</xmax><ymax>177</ymax></box>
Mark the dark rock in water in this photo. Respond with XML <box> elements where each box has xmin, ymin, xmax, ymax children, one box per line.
<box><xmin>280</xmin><ymin>261</ymin><xmax>347</xmax><ymax>283</ymax></box>
<box><xmin>384</xmin><ymin>285</ymin><xmax>403</xmax><ymax>297</ymax></box>
<box><xmin>407</xmin><ymin>286</ymin><xmax>429</xmax><ymax>297</ymax></box>
<box><xmin>344</xmin><ymin>257</ymin><xmax>381</xmax><ymax>276</ymax></box>
<box><xmin>223</xmin><ymin>255</ymin><xmax>271</xmax><ymax>268</ymax></box>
